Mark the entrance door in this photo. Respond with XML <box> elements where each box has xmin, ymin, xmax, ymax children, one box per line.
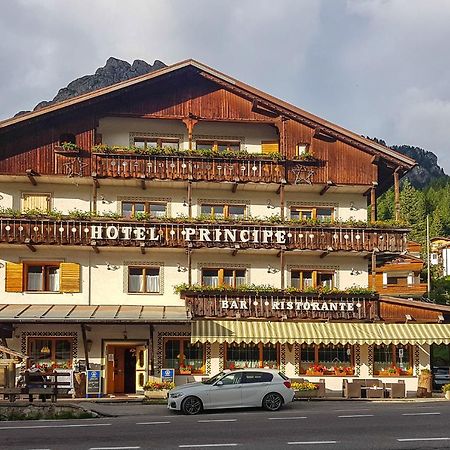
<box><xmin>135</xmin><ymin>345</ymin><xmax>148</xmax><ymax>393</ymax></box>
<box><xmin>124</xmin><ymin>348</ymin><xmax>136</xmax><ymax>393</ymax></box>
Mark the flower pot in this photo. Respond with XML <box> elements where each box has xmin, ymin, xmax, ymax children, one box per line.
<box><xmin>144</xmin><ymin>389</ymin><xmax>168</xmax><ymax>399</ymax></box>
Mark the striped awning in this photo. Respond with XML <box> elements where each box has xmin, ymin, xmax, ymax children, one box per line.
<box><xmin>191</xmin><ymin>320</ymin><xmax>450</xmax><ymax>345</ymax></box>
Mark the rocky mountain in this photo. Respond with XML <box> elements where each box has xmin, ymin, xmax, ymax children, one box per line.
<box><xmin>367</xmin><ymin>138</ymin><xmax>448</xmax><ymax>189</ymax></box>
<box><xmin>15</xmin><ymin>57</ymin><xmax>166</xmax><ymax>116</ymax></box>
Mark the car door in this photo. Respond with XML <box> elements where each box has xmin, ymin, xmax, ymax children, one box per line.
<box><xmin>240</xmin><ymin>372</ymin><xmax>273</xmax><ymax>407</ymax></box>
<box><xmin>207</xmin><ymin>372</ymin><xmax>243</xmax><ymax>409</ymax></box>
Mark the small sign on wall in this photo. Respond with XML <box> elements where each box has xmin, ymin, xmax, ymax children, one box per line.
<box><xmin>161</xmin><ymin>368</ymin><xmax>175</xmax><ymax>383</ymax></box>
<box><xmin>86</xmin><ymin>370</ymin><xmax>102</xmax><ymax>398</ymax></box>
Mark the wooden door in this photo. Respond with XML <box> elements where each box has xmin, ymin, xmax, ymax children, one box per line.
<box><xmin>114</xmin><ymin>347</ymin><xmax>125</xmax><ymax>393</ymax></box>
<box><xmin>106</xmin><ymin>345</ymin><xmax>115</xmax><ymax>394</ymax></box>
<box><xmin>135</xmin><ymin>345</ymin><xmax>148</xmax><ymax>393</ymax></box>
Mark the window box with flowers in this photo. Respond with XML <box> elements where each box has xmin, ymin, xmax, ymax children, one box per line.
<box><xmin>292</xmin><ymin>381</ymin><xmax>319</xmax><ymax>399</ymax></box>
<box><xmin>143</xmin><ymin>380</ymin><xmax>175</xmax><ymax>399</ymax></box>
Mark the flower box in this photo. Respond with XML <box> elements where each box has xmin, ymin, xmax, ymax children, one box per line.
<box><xmin>144</xmin><ymin>389</ymin><xmax>168</xmax><ymax>399</ymax></box>
<box><xmin>294</xmin><ymin>390</ymin><xmax>319</xmax><ymax>399</ymax></box>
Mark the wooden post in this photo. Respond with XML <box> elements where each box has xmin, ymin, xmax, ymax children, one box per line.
<box><xmin>280</xmin><ymin>250</ymin><xmax>285</xmax><ymax>289</ymax></box>
<box><xmin>394</xmin><ymin>168</ymin><xmax>400</xmax><ymax>221</ymax></box>
<box><xmin>371</xmin><ymin>251</ymin><xmax>377</xmax><ymax>292</ymax></box>
<box><xmin>182</xmin><ymin>118</ymin><xmax>198</xmax><ymax>151</ymax></box>
<box><xmin>370</xmin><ymin>186</ymin><xmax>377</xmax><ymax>224</ymax></box>
<box><xmin>81</xmin><ymin>324</ymin><xmax>90</xmax><ymax>371</ymax></box>
<box><xmin>279</xmin><ymin>184</ymin><xmax>285</xmax><ymax>220</ymax></box>
<box><xmin>91</xmin><ymin>176</ymin><xmax>99</xmax><ymax>215</ymax></box>
<box><xmin>187</xmin><ymin>247</ymin><xmax>192</xmax><ymax>285</ymax></box>
<box><xmin>187</xmin><ymin>182</ymin><xmax>192</xmax><ymax>219</ymax></box>
<box><xmin>149</xmin><ymin>324</ymin><xmax>154</xmax><ymax>376</ymax></box>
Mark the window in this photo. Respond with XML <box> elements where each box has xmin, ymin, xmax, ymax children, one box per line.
<box><xmin>196</xmin><ymin>140</ymin><xmax>240</xmax><ymax>152</ymax></box>
<box><xmin>59</xmin><ymin>133</ymin><xmax>76</xmax><ymax>145</ymax></box>
<box><xmin>300</xmin><ymin>344</ymin><xmax>354</xmax><ymax>376</ymax></box>
<box><xmin>25</xmin><ymin>263</ymin><xmax>60</xmax><ymax>292</ymax></box>
<box><xmin>122</xmin><ymin>201</ymin><xmax>167</xmax><ymax>219</ymax></box>
<box><xmin>373</xmin><ymin>344</ymin><xmax>412</xmax><ymax>376</ymax></box>
<box><xmin>296</xmin><ymin>143</ymin><xmax>310</xmax><ymax>157</ymax></box>
<box><xmin>28</xmin><ymin>337</ymin><xmax>73</xmax><ymax>369</ymax></box>
<box><xmin>128</xmin><ymin>267</ymin><xmax>160</xmax><ymax>293</ymax></box>
<box><xmin>242</xmin><ymin>372</ymin><xmax>273</xmax><ymax>383</ymax></box>
<box><xmin>163</xmin><ymin>339</ymin><xmax>205</xmax><ymax>374</ymax></box>
<box><xmin>201</xmin><ymin>268</ymin><xmax>246</xmax><ymax>288</ymax></box>
<box><xmin>200</xmin><ymin>204</ymin><xmax>246</xmax><ymax>219</ymax></box>
<box><xmin>290</xmin><ymin>270</ymin><xmax>335</xmax><ymax>290</ymax></box>
<box><xmin>290</xmin><ymin>206</ymin><xmax>334</xmax><ymax>222</ymax></box>
<box><xmin>21</xmin><ymin>193</ymin><xmax>51</xmax><ymax>213</ymax></box>
<box><xmin>220</xmin><ymin>372</ymin><xmax>243</xmax><ymax>385</ymax></box>
<box><xmin>225</xmin><ymin>343</ymin><xmax>279</xmax><ymax>369</ymax></box>
<box><xmin>134</xmin><ymin>137</ymin><xmax>179</xmax><ymax>150</ymax></box>
<box><xmin>384</xmin><ymin>271</ymin><xmax>416</xmax><ymax>286</ymax></box>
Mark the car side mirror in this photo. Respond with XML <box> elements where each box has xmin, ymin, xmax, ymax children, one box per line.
<box><xmin>215</xmin><ymin>380</ymin><xmax>224</xmax><ymax>386</ymax></box>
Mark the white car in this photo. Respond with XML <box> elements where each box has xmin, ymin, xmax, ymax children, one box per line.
<box><xmin>168</xmin><ymin>369</ymin><xmax>295</xmax><ymax>415</ymax></box>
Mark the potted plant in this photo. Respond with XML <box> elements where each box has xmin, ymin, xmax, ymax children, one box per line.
<box><xmin>442</xmin><ymin>383</ymin><xmax>450</xmax><ymax>400</ymax></box>
<box><xmin>143</xmin><ymin>380</ymin><xmax>175</xmax><ymax>399</ymax></box>
<box><xmin>292</xmin><ymin>381</ymin><xmax>319</xmax><ymax>399</ymax></box>
<box><xmin>179</xmin><ymin>365</ymin><xmax>192</xmax><ymax>375</ymax></box>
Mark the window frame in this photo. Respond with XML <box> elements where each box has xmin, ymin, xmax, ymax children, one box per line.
<box><xmin>28</xmin><ymin>337</ymin><xmax>74</xmax><ymax>370</ymax></box>
<box><xmin>127</xmin><ymin>266</ymin><xmax>161</xmax><ymax>294</ymax></box>
<box><xmin>200</xmin><ymin>203</ymin><xmax>246</xmax><ymax>219</ymax></box>
<box><xmin>133</xmin><ymin>137</ymin><xmax>179</xmax><ymax>150</ymax></box>
<box><xmin>195</xmin><ymin>139</ymin><xmax>241</xmax><ymax>152</ymax></box>
<box><xmin>299</xmin><ymin>343</ymin><xmax>355</xmax><ymax>376</ymax></box>
<box><xmin>201</xmin><ymin>268</ymin><xmax>247</xmax><ymax>288</ymax></box>
<box><xmin>290</xmin><ymin>269</ymin><xmax>335</xmax><ymax>290</ymax></box>
<box><xmin>373</xmin><ymin>344</ymin><xmax>413</xmax><ymax>376</ymax></box>
<box><xmin>224</xmin><ymin>342</ymin><xmax>280</xmax><ymax>370</ymax></box>
<box><xmin>121</xmin><ymin>201</ymin><xmax>167</xmax><ymax>219</ymax></box>
<box><xmin>290</xmin><ymin>206</ymin><xmax>334</xmax><ymax>222</ymax></box>
<box><xmin>21</xmin><ymin>192</ymin><xmax>52</xmax><ymax>213</ymax></box>
<box><xmin>24</xmin><ymin>261</ymin><xmax>61</xmax><ymax>292</ymax></box>
<box><xmin>163</xmin><ymin>338</ymin><xmax>205</xmax><ymax>375</ymax></box>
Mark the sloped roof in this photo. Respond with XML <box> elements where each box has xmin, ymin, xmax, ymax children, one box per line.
<box><xmin>0</xmin><ymin>59</ymin><xmax>415</xmax><ymax>169</ymax></box>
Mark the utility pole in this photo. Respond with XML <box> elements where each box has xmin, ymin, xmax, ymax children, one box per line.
<box><xmin>426</xmin><ymin>214</ymin><xmax>431</xmax><ymax>296</ymax></box>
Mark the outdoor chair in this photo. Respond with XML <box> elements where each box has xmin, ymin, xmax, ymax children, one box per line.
<box><xmin>343</xmin><ymin>379</ymin><xmax>362</xmax><ymax>398</ymax></box>
<box><xmin>384</xmin><ymin>380</ymin><xmax>406</xmax><ymax>398</ymax></box>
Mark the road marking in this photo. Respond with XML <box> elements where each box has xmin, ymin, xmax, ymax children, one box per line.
<box><xmin>397</xmin><ymin>438</ymin><xmax>450</xmax><ymax>442</ymax></box>
<box><xmin>402</xmin><ymin>412</ymin><xmax>441</xmax><ymax>416</ymax></box>
<box><xmin>198</xmin><ymin>419</ymin><xmax>237</xmax><ymax>423</ymax></box>
<box><xmin>333</xmin><ymin>408</ymin><xmax>370</xmax><ymax>412</ymax></box>
<box><xmin>90</xmin><ymin>447</ymin><xmax>141</xmax><ymax>450</ymax></box>
<box><xmin>268</xmin><ymin>416</ymin><xmax>307</xmax><ymax>420</ymax></box>
<box><xmin>179</xmin><ymin>445</ymin><xmax>239</xmax><ymax>448</ymax></box>
<box><xmin>288</xmin><ymin>441</ymin><xmax>337</xmax><ymax>445</ymax></box>
<box><xmin>0</xmin><ymin>423</ymin><xmax>111</xmax><ymax>430</ymax></box>
<box><xmin>338</xmin><ymin>414</ymin><xmax>374</xmax><ymax>418</ymax></box>
<box><xmin>136</xmin><ymin>421</ymin><xmax>171</xmax><ymax>425</ymax></box>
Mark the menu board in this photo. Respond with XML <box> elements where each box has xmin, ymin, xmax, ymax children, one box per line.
<box><xmin>86</xmin><ymin>370</ymin><xmax>102</xmax><ymax>396</ymax></box>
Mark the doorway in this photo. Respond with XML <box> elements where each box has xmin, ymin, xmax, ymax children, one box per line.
<box><xmin>105</xmin><ymin>343</ymin><xmax>148</xmax><ymax>395</ymax></box>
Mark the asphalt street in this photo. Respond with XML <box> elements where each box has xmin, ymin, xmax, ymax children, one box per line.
<box><xmin>1</xmin><ymin>401</ymin><xmax>450</xmax><ymax>450</ymax></box>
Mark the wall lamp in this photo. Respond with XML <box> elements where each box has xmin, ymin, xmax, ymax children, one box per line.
<box><xmin>106</xmin><ymin>262</ymin><xmax>120</xmax><ymax>271</ymax></box>
<box><xmin>177</xmin><ymin>263</ymin><xmax>188</xmax><ymax>273</ymax></box>
<box><xmin>182</xmin><ymin>199</ymin><xmax>188</xmax><ymax>207</ymax></box>
<box><xmin>350</xmin><ymin>268</ymin><xmax>362</xmax><ymax>276</ymax></box>
<box><xmin>267</xmin><ymin>264</ymin><xmax>280</xmax><ymax>274</ymax></box>
<box><xmin>100</xmin><ymin>195</ymin><xmax>112</xmax><ymax>204</ymax></box>
<box><xmin>267</xmin><ymin>200</ymin><xmax>276</xmax><ymax>209</ymax></box>
<box><xmin>405</xmin><ymin>314</ymin><xmax>413</xmax><ymax>323</ymax></box>
<box><xmin>438</xmin><ymin>314</ymin><xmax>445</xmax><ymax>323</ymax></box>
<box><xmin>349</xmin><ymin>201</ymin><xmax>358</xmax><ymax>211</ymax></box>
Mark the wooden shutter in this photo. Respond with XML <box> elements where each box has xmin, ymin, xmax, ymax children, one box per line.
<box><xmin>60</xmin><ymin>263</ymin><xmax>81</xmax><ymax>293</ymax></box>
<box><xmin>5</xmin><ymin>262</ymin><xmax>24</xmax><ymax>292</ymax></box>
<box><xmin>261</xmin><ymin>141</ymin><xmax>279</xmax><ymax>154</ymax></box>
<box><xmin>22</xmin><ymin>193</ymin><xmax>51</xmax><ymax>212</ymax></box>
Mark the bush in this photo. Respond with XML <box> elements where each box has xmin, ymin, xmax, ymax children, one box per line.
<box><xmin>143</xmin><ymin>380</ymin><xmax>175</xmax><ymax>391</ymax></box>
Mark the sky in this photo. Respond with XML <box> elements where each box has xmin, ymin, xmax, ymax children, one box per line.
<box><xmin>1</xmin><ymin>0</ymin><xmax>450</xmax><ymax>172</ymax></box>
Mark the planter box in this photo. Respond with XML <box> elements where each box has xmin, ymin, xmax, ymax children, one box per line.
<box><xmin>294</xmin><ymin>390</ymin><xmax>319</xmax><ymax>399</ymax></box>
<box><xmin>144</xmin><ymin>389</ymin><xmax>168</xmax><ymax>400</ymax></box>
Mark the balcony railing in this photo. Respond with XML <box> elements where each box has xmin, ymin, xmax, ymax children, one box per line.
<box><xmin>182</xmin><ymin>290</ymin><xmax>379</xmax><ymax>321</ymax></box>
<box><xmin>0</xmin><ymin>217</ymin><xmax>408</xmax><ymax>252</ymax></box>
<box><xmin>92</xmin><ymin>153</ymin><xmax>325</xmax><ymax>184</ymax></box>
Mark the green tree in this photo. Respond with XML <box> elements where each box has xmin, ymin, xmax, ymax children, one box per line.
<box><xmin>400</xmin><ymin>179</ymin><xmax>426</xmax><ymax>243</ymax></box>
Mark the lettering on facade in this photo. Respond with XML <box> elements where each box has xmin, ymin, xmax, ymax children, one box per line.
<box><xmin>220</xmin><ymin>299</ymin><xmax>359</xmax><ymax>312</ymax></box>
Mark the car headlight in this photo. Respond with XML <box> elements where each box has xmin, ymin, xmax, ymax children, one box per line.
<box><xmin>170</xmin><ymin>392</ymin><xmax>185</xmax><ymax>398</ymax></box>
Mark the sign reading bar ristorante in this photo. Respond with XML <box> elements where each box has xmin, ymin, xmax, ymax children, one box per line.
<box><xmin>91</xmin><ymin>225</ymin><xmax>291</xmax><ymax>244</ymax></box>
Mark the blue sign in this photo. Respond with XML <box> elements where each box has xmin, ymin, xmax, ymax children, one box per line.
<box><xmin>86</xmin><ymin>370</ymin><xmax>102</xmax><ymax>396</ymax></box>
<box><xmin>161</xmin><ymin>368</ymin><xmax>175</xmax><ymax>382</ymax></box>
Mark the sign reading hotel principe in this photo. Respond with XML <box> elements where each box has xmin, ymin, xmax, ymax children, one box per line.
<box><xmin>184</xmin><ymin>293</ymin><xmax>377</xmax><ymax>321</ymax></box>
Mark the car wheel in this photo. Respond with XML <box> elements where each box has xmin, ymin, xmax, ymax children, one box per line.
<box><xmin>181</xmin><ymin>396</ymin><xmax>203</xmax><ymax>415</ymax></box>
<box><xmin>263</xmin><ymin>392</ymin><xmax>283</xmax><ymax>411</ymax></box>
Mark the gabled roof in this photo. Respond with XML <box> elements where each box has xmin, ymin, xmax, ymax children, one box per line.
<box><xmin>0</xmin><ymin>59</ymin><xmax>416</xmax><ymax>169</ymax></box>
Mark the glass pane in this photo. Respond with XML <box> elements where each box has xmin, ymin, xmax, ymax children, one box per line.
<box><xmin>122</xmin><ymin>202</ymin><xmax>133</xmax><ymax>219</ymax></box>
<box><xmin>316</xmin><ymin>208</ymin><xmax>333</xmax><ymax>222</ymax></box>
<box><xmin>318</xmin><ymin>273</ymin><xmax>334</xmax><ymax>289</ymax></box>
<box><xmin>396</xmin><ymin>345</ymin><xmax>411</xmax><ymax>374</ymax></box>
<box><xmin>27</xmin><ymin>266</ymin><xmax>43</xmax><ymax>291</ymax></box>
<box><xmin>145</xmin><ymin>268</ymin><xmax>160</xmax><ymax>293</ymax></box>
<box><xmin>228</xmin><ymin>205</ymin><xmax>245</xmax><ymax>218</ymax></box>
<box><xmin>223</xmin><ymin>270</ymin><xmax>234</xmax><ymax>287</ymax></box>
<box><xmin>228</xmin><ymin>143</ymin><xmax>240</xmax><ymax>152</ymax></box>
<box><xmin>55</xmin><ymin>339</ymin><xmax>72</xmax><ymax>368</ymax></box>
<box><xmin>146</xmin><ymin>141</ymin><xmax>158</xmax><ymax>149</ymax></box>
<box><xmin>221</xmin><ymin>372</ymin><xmax>242</xmax><ymax>385</ymax></box>
<box><xmin>134</xmin><ymin>203</ymin><xmax>145</xmax><ymax>215</ymax></box>
<box><xmin>200</xmin><ymin>205</ymin><xmax>213</xmax><ymax>216</ymax></box>
<box><xmin>202</xmin><ymin>269</ymin><xmax>219</xmax><ymax>287</ymax></box>
<box><xmin>318</xmin><ymin>344</ymin><xmax>351</xmax><ymax>373</ymax></box>
<box><xmin>212</xmin><ymin>205</ymin><xmax>224</xmax><ymax>218</ymax></box>
<box><xmin>235</xmin><ymin>270</ymin><xmax>246</xmax><ymax>287</ymax></box>
<box><xmin>48</xmin><ymin>267</ymin><xmax>59</xmax><ymax>292</ymax></box>
<box><xmin>226</xmin><ymin>343</ymin><xmax>260</xmax><ymax>369</ymax></box>
<box><xmin>128</xmin><ymin>268</ymin><xmax>144</xmax><ymax>293</ymax></box>
<box><xmin>262</xmin><ymin>343</ymin><xmax>278</xmax><ymax>368</ymax></box>
<box><xmin>164</xmin><ymin>340</ymin><xmax>180</xmax><ymax>370</ymax></box>
<box><xmin>303</xmin><ymin>271</ymin><xmax>313</xmax><ymax>289</ymax></box>
<box><xmin>134</xmin><ymin>140</ymin><xmax>145</xmax><ymax>149</ymax></box>
<box><xmin>300</xmin><ymin>344</ymin><xmax>315</xmax><ymax>374</ymax></box>
<box><xmin>162</xmin><ymin>141</ymin><xmax>179</xmax><ymax>150</ymax></box>
<box><xmin>291</xmin><ymin>272</ymin><xmax>300</xmax><ymax>289</ymax></box>
<box><xmin>290</xmin><ymin>209</ymin><xmax>300</xmax><ymax>220</ymax></box>
<box><xmin>196</xmin><ymin>141</ymin><xmax>214</xmax><ymax>151</ymax></box>
<box><xmin>183</xmin><ymin>341</ymin><xmax>204</xmax><ymax>372</ymax></box>
<box><xmin>149</xmin><ymin>203</ymin><xmax>166</xmax><ymax>218</ymax></box>
<box><xmin>29</xmin><ymin>339</ymin><xmax>52</xmax><ymax>369</ymax></box>
<box><xmin>374</xmin><ymin>344</ymin><xmax>393</xmax><ymax>374</ymax></box>
<box><xmin>301</xmin><ymin>210</ymin><xmax>313</xmax><ymax>220</ymax></box>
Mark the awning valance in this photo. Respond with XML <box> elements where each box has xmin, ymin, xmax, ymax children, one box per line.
<box><xmin>191</xmin><ymin>320</ymin><xmax>450</xmax><ymax>345</ymax></box>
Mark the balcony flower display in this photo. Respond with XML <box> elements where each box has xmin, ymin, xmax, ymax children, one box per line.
<box><xmin>291</xmin><ymin>381</ymin><xmax>319</xmax><ymax>391</ymax></box>
<box><xmin>306</xmin><ymin>364</ymin><xmax>326</xmax><ymax>376</ymax></box>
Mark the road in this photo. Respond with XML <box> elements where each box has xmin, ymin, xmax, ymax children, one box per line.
<box><xmin>1</xmin><ymin>401</ymin><xmax>450</xmax><ymax>450</ymax></box>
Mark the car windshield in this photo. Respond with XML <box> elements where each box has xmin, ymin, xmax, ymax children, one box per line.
<box><xmin>202</xmin><ymin>372</ymin><xmax>227</xmax><ymax>385</ymax></box>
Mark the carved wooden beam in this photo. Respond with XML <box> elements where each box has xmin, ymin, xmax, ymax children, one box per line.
<box><xmin>251</xmin><ymin>99</ymin><xmax>279</xmax><ymax>118</ymax></box>
<box><xmin>319</xmin><ymin>251</ymin><xmax>329</xmax><ymax>259</ymax></box>
<box><xmin>26</xmin><ymin>169</ymin><xmax>38</xmax><ymax>186</ymax></box>
<box><xmin>232</xmin><ymin>182</ymin><xmax>238</xmax><ymax>193</ymax></box>
<box><xmin>24</xmin><ymin>238</ymin><xmax>36</xmax><ymax>252</ymax></box>
<box><xmin>139</xmin><ymin>175</ymin><xmax>146</xmax><ymax>190</ymax></box>
<box><xmin>140</xmin><ymin>242</ymin><xmax>146</xmax><ymax>254</ymax></box>
<box><xmin>90</xmin><ymin>240</ymin><xmax>99</xmax><ymax>253</ymax></box>
<box><xmin>320</xmin><ymin>180</ymin><xmax>335</xmax><ymax>196</ymax></box>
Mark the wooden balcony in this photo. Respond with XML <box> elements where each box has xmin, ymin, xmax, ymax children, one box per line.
<box><xmin>0</xmin><ymin>217</ymin><xmax>408</xmax><ymax>252</ymax></box>
<box><xmin>373</xmin><ymin>284</ymin><xmax>428</xmax><ymax>297</ymax></box>
<box><xmin>182</xmin><ymin>290</ymin><xmax>379</xmax><ymax>321</ymax></box>
<box><xmin>92</xmin><ymin>153</ymin><xmax>325</xmax><ymax>184</ymax></box>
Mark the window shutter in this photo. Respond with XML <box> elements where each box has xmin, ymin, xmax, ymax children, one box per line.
<box><xmin>5</xmin><ymin>263</ymin><xmax>24</xmax><ymax>292</ymax></box>
<box><xmin>22</xmin><ymin>193</ymin><xmax>51</xmax><ymax>212</ymax></box>
<box><xmin>60</xmin><ymin>263</ymin><xmax>81</xmax><ymax>293</ymax></box>
<box><xmin>261</xmin><ymin>141</ymin><xmax>279</xmax><ymax>154</ymax></box>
